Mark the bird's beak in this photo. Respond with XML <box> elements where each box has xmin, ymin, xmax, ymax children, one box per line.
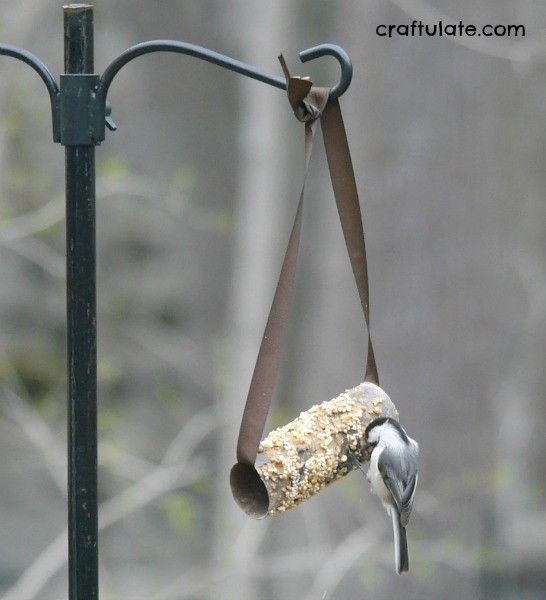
<box><xmin>363</xmin><ymin>442</ymin><xmax>373</xmax><ymax>453</ymax></box>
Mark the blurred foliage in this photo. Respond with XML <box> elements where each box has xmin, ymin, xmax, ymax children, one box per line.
<box><xmin>98</xmin><ymin>155</ymin><xmax>132</xmax><ymax>181</ymax></box>
<box><xmin>162</xmin><ymin>493</ymin><xmax>198</xmax><ymax>537</ymax></box>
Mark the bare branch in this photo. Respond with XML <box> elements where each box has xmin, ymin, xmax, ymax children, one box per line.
<box><xmin>1</xmin><ymin>237</ymin><xmax>65</xmax><ymax>278</ymax></box>
<box><xmin>1</xmin><ymin>387</ymin><xmax>66</xmax><ymax>494</ymax></box>
<box><xmin>100</xmin><ymin>441</ymin><xmax>161</xmax><ymax>480</ymax></box>
<box><xmin>303</xmin><ymin>527</ymin><xmax>378</xmax><ymax>600</ymax></box>
<box><xmin>150</xmin><ymin>544</ymin><xmax>330</xmax><ymax>600</ymax></box>
<box><xmin>1</xmin><ymin>410</ymin><xmax>217</xmax><ymax>600</ymax></box>
<box><xmin>0</xmin><ymin>197</ymin><xmax>64</xmax><ymax>242</ymax></box>
<box><xmin>162</xmin><ymin>410</ymin><xmax>217</xmax><ymax>465</ymax></box>
<box><xmin>0</xmin><ymin>531</ymin><xmax>67</xmax><ymax>600</ymax></box>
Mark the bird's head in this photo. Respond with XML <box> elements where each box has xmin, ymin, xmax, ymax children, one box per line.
<box><xmin>364</xmin><ymin>417</ymin><xmax>409</xmax><ymax>452</ymax></box>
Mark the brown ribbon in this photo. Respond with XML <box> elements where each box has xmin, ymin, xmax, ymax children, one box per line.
<box><xmin>235</xmin><ymin>57</ymin><xmax>378</xmax><ymax>467</ymax></box>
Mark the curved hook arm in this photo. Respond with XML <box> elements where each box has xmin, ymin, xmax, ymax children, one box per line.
<box><xmin>0</xmin><ymin>44</ymin><xmax>60</xmax><ymax>140</ymax></box>
<box><xmin>98</xmin><ymin>40</ymin><xmax>283</xmax><ymax>100</ymax></box>
<box><xmin>98</xmin><ymin>40</ymin><xmax>352</xmax><ymax>101</ymax></box>
<box><xmin>0</xmin><ymin>44</ymin><xmax>59</xmax><ymax>101</ymax></box>
<box><xmin>299</xmin><ymin>44</ymin><xmax>352</xmax><ymax>100</ymax></box>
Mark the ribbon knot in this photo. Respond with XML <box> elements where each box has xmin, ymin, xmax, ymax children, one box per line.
<box><xmin>278</xmin><ymin>54</ymin><xmax>328</xmax><ymax>123</ymax></box>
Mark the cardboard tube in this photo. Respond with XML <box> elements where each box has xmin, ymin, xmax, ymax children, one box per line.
<box><xmin>230</xmin><ymin>382</ymin><xmax>398</xmax><ymax>518</ymax></box>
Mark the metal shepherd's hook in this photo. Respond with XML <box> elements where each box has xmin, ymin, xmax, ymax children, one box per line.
<box><xmin>0</xmin><ymin>3</ymin><xmax>353</xmax><ymax>599</ymax></box>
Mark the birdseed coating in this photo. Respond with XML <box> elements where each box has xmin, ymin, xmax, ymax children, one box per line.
<box><xmin>256</xmin><ymin>382</ymin><xmax>398</xmax><ymax>515</ymax></box>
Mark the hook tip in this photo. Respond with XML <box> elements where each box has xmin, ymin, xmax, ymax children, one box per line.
<box><xmin>297</xmin><ymin>43</ymin><xmax>352</xmax><ymax>100</ymax></box>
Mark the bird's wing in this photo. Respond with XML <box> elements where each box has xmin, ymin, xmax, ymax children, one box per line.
<box><xmin>378</xmin><ymin>449</ymin><xmax>418</xmax><ymax>526</ymax></box>
<box><xmin>399</xmin><ymin>472</ymin><xmax>418</xmax><ymax>527</ymax></box>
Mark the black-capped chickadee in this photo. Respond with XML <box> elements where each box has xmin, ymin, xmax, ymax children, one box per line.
<box><xmin>352</xmin><ymin>417</ymin><xmax>419</xmax><ymax>574</ymax></box>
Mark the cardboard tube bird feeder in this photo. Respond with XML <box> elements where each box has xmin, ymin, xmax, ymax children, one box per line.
<box><xmin>230</xmin><ymin>56</ymin><xmax>384</xmax><ymax>521</ymax></box>
<box><xmin>230</xmin><ymin>382</ymin><xmax>398</xmax><ymax>518</ymax></box>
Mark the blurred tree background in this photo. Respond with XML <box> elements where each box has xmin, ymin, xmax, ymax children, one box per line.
<box><xmin>0</xmin><ymin>1</ymin><xmax>545</xmax><ymax>599</ymax></box>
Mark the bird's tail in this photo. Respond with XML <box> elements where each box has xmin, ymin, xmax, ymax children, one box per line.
<box><xmin>391</xmin><ymin>507</ymin><xmax>409</xmax><ymax>574</ymax></box>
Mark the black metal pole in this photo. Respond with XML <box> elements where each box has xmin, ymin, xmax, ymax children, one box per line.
<box><xmin>64</xmin><ymin>5</ymin><xmax>98</xmax><ymax>599</ymax></box>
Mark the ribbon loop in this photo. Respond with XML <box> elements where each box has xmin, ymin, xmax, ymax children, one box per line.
<box><xmin>233</xmin><ymin>54</ymin><xmax>378</xmax><ymax>474</ymax></box>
